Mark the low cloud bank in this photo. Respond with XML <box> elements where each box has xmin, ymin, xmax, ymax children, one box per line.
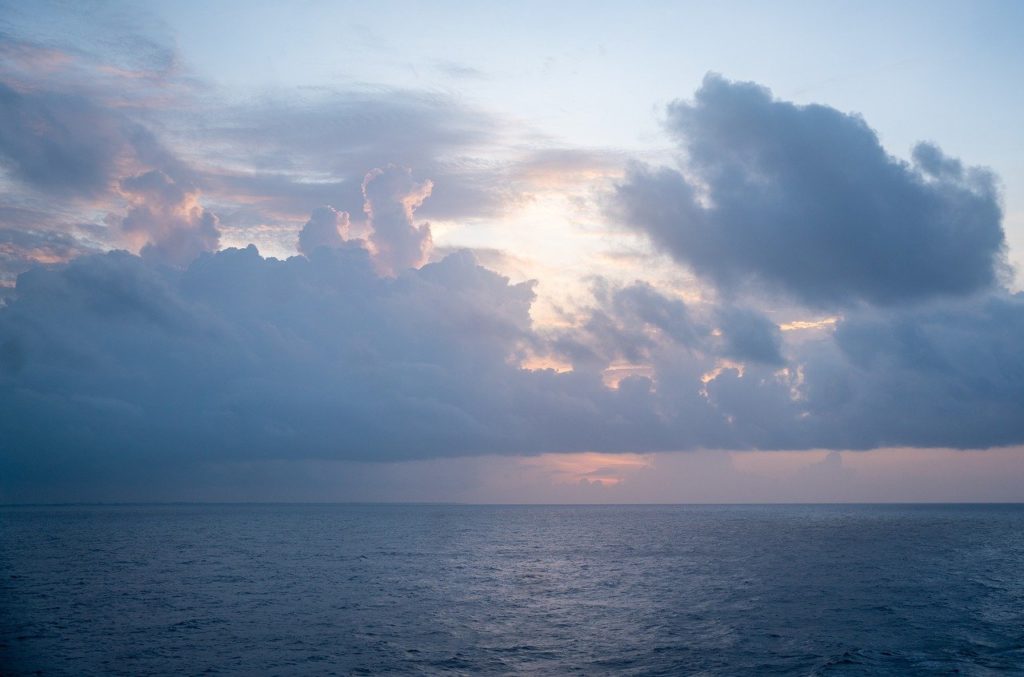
<box><xmin>3</xmin><ymin>242</ymin><xmax>1024</xmax><ymax>497</ymax></box>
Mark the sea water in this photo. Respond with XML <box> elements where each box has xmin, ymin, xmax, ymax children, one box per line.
<box><xmin>2</xmin><ymin>504</ymin><xmax>1023</xmax><ymax>674</ymax></box>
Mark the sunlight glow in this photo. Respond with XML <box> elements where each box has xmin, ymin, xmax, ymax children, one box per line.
<box><xmin>779</xmin><ymin>316</ymin><xmax>840</xmax><ymax>331</ymax></box>
<box><xmin>523</xmin><ymin>452</ymin><xmax>654</xmax><ymax>486</ymax></box>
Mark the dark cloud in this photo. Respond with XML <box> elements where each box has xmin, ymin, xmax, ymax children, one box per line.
<box><xmin>3</xmin><ymin>244</ymin><xmax>1024</xmax><ymax>498</ymax></box>
<box><xmin>611</xmin><ymin>282</ymin><xmax>702</xmax><ymax>348</ymax></box>
<box><xmin>0</xmin><ymin>247</ymin><xmax>691</xmax><ymax>495</ymax></box>
<box><xmin>0</xmin><ymin>83</ymin><xmax>137</xmax><ymax>198</ymax></box>
<box><xmin>698</xmin><ymin>293</ymin><xmax>1024</xmax><ymax>451</ymax></box>
<box><xmin>548</xmin><ymin>280</ymin><xmax>704</xmax><ymax>369</ymax></box>
<box><xmin>715</xmin><ymin>307</ymin><xmax>785</xmax><ymax>366</ymax></box>
<box><xmin>821</xmin><ymin>294</ymin><xmax>1024</xmax><ymax>448</ymax></box>
<box><xmin>615</xmin><ymin>74</ymin><xmax>1006</xmax><ymax>307</ymax></box>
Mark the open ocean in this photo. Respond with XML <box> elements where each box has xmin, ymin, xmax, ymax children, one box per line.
<box><xmin>2</xmin><ymin>504</ymin><xmax>1023</xmax><ymax>675</ymax></box>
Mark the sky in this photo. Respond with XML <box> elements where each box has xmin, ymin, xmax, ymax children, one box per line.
<box><xmin>2</xmin><ymin>0</ymin><xmax>1024</xmax><ymax>503</ymax></box>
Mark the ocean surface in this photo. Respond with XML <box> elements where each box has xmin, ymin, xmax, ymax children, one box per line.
<box><xmin>2</xmin><ymin>504</ymin><xmax>1023</xmax><ymax>675</ymax></box>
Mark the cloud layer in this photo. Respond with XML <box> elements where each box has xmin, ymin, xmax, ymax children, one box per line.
<box><xmin>3</xmin><ymin>240</ymin><xmax>1024</xmax><ymax>498</ymax></box>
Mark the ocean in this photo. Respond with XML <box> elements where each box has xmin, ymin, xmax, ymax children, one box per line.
<box><xmin>2</xmin><ymin>504</ymin><xmax>1023</xmax><ymax>675</ymax></box>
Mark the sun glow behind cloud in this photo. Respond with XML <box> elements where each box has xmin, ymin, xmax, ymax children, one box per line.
<box><xmin>779</xmin><ymin>316</ymin><xmax>840</xmax><ymax>332</ymax></box>
<box><xmin>427</xmin><ymin>165</ymin><xmax>682</xmax><ymax>330</ymax></box>
<box><xmin>522</xmin><ymin>452</ymin><xmax>654</xmax><ymax>487</ymax></box>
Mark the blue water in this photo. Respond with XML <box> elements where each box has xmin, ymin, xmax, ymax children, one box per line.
<box><xmin>2</xmin><ymin>504</ymin><xmax>1023</xmax><ymax>675</ymax></box>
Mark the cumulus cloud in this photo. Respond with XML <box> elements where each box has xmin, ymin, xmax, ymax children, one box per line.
<box><xmin>362</xmin><ymin>165</ymin><xmax>433</xmax><ymax>274</ymax></box>
<box><xmin>297</xmin><ymin>206</ymin><xmax>350</xmax><ymax>256</ymax></box>
<box><xmin>295</xmin><ymin>167</ymin><xmax>433</xmax><ymax>272</ymax></box>
<box><xmin>615</xmin><ymin>74</ymin><xmax>1006</xmax><ymax>307</ymax></box>
<box><xmin>116</xmin><ymin>170</ymin><xmax>220</xmax><ymax>266</ymax></box>
<box><xmin>0</xmin><ymin>243</ymin><xmax>767</xmax><ymax>501</ymax></box>
<box><xmin>3</xmin><ymin>242</ymin><xmax>1024</xmax><ymax>498</ymax></box>
<box><xmin>0</xmin><ymin>246</ymin><xmax>669</xmax><ymax>493</ymax></box>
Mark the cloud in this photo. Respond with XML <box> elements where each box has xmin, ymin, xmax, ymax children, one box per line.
<box><xmin>209</xmin><ymin>90</ymin><xmax>492</xmax><ymax>175</ymax></box>
<box><xmin>0</xmin><ymin>21</ymin><xmax>624</xmax><ymax>274</ymax></box>
<box><xmin>0</xmin><ymin>245</ymin><xmax>720</xmax><ymax>497</ymax></box>
<box><xmin>715</xmin><ymin>307</ymin><xmax>784</xmax><ymax>366</ymax></box>
<box><xmin>0</xmin><ymin>29</ymin><xmax>203</xmax><ymax>275</ymax></box>
<box><xmin>0</xmin><ymin>248</ymin><xmax>489</xmax><ymax>456</ymax></box>
<box><xmin>0</xmin><ymin>24</ymin><xmax>525</xmax><ymax>277</ymax></box>
<box><xmin>362</xmin><ymin>166</ymin><xmax>433</xmax><ymax>274</ymax></box>
<box><xmin>295</xmin><ymin>166</ymin><xmax>434</xmax><ymax>273</ymax></box>
<box><xmin>551</xmin><ymin>279</ymin><xmax>705</xmax><ymax>369</ymax></box>
<box><xmin>3</xmin><ymin>242</ymin><xmax>1024</xmax><ymax>499</ymax></box>
<box><xmin>198</xmin><ymin>89</ymin><xmax>513</xmax><ymax>225</ymax></box>
<box><xmin>191</xmin><ymin>90</ymin><xmax>627</xmax><ymax>239</ymax></box>
<box><xmin>297</xmin><ymin>206</ymin><xmax>350</xmax><ymax>256</ymax></box>
<box><xmin>821</xmin><ymin>294</ymin><xmax>1024</xmax><ymax>448</ymax></box>
<box><xmin>116</xmin><ymin>171</ymin><xmax>220</xmax><ymax>266</ymax></box>
<box><xmin>0</xmin><ymin>16</ymin><xmax>188</xmax><ymax>200</ymax></box>
<box><xmin>0</xmin><ymin>226</ymin><xmax>97</xmax><ymax>291</ymax></box>
<box><xmin>614</xmin><ymin>74</ymin><xmax>1006</xmax><ymax>307</ymax></box>
<box><xmin>700</xmin><ymin>292</ymin><xmax>1024</xmax><ymax>451</ymax></box>
<box><xmin>0</xmin><ymin>82</ymin><xmax>143</xmax><ymax>198</ymax></box>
